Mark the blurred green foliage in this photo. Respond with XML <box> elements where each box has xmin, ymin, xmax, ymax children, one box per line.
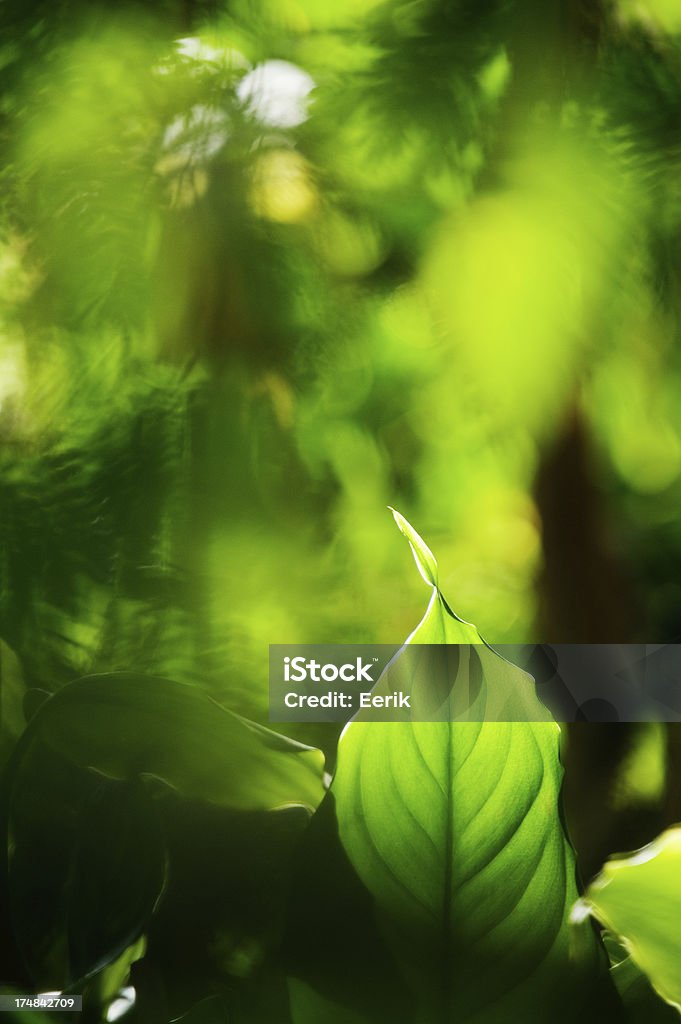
<box><xmin>3</xmin><ymin>0</ymin><xmax>681</xmax><ymax>701</ymax></box>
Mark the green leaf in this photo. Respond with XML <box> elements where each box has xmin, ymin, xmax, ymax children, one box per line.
<box><xmin>22</xmin><ymin>688</ymin><xmax>51</xmax><ymax>723</ymax></box>
<box><xmin>608</xmin><ymin>952</ymin><xmax>678</xmax><ymax>1022</ymax></box>
<box><xmin>81</xmin><ymin>935</ymin><xmax>147</xmax><ymax>1020</ymax></box>
<box><xmin>27</xmin><ymin>673</ymin><xmax>325</xmax><ymax>812</ymax></box>
<box><xmin>576</xmin><ymin>828</ymin><xmax>681</xmax><ymax>1014</ymax></box>
<box><xmin>0</xmin><ymin>1000</ymin><xmax>54</xmax><ymax>1024</ymax></box>
<box><xmin>65</xmin><ymin>779</ymin><xmax>166</xmax><ymax>984</ymax></box>
<box><xmin>317</xmin><ymin>510</ymin><xmax>616</xmax><ymax>1021</ymax></box>
<box><xmin>1</xmin><ymin>674</ymin><xmax>324</xmax><ymax>988</ymax></box>
<box><xmin>5</xmin><ymin>745</ymin><xmax>98</xmax><ymax>987</ymax></box>
<box><xmin>0</xmin><ymin>642</ymin><xmax>26</xmax><ymax>765</ymax></box>
<box><xmin>288</xmin><ymin>978</ymin><xmax>371</xmax><ymax>1024</ymax></box>
<box><xmin>388</xmin><ymin>507</ymin><xmax>438</xmax><ymax>588</ymax></box>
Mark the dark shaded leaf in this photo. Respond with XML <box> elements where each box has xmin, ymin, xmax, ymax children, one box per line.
<box><xmin>22</xmin><ymin>688</ymin><xmax>50</xmax><ymax>723</ymax></box>
<box><xmin>66</xmin><ymin>779</ymin><xmax>166</xmax><ymax>984</ymax></box>
<box><xmin>28</xmin><ymin>673</ymin><xmax>325</xmax><ymax>812</ymax></box>
<box><xmin>284</xmin><ymin>790</ymin><xmax>412</xmax><ymax>1023</ymax></box>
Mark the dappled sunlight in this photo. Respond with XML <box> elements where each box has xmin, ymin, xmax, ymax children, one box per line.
<box><xmin>250</xmin><ymin>148</ymin><xmax>317</xmax><ymax>223</ymax></box>
<box><xmin>0</xmin><ymin>337</ymin><xmax>26</xmax><ymax>416</ymax></box>
<box><xmin>4</xmin><ymin>0</ymin><xmax>681</xmax><ymax>678</ymax></box>
<box><xmin>422</xmin><ymin>123</ymin><xmax>645</xmax><ymax>437</ymax></box>
<box><xmin>617</xmin><ymin>0</ymin><xmax>681</xmax><ymax>33</ymax></box>
<box><xmin>237</xmin><ymin>60</ymin><xmax>315</xmax><ymax>128</ymax></box>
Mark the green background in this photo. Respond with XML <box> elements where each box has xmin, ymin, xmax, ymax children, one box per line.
<box><xmin>3</xmin><ymin>1</ymin><xmax>681</xmax><ymax>1019</ymax></box>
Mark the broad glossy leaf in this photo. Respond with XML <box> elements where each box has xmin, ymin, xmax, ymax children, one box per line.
<box><xmin>26</xmin><ymin>673</ymin><xmax>325</xmax><ymax>812</ymax></box>
<box><xmin>66</xmin><ymin>780</ymin><xmax>166</xmax><ymax>984</ymax></box>
<box><xmin>288</xmin><ymin>978</ymin><xmax>371</xmax><ymax>1023</ymax></box>
<box><xmin>80</xmin><ymin>935</ymin><xmax>147</xmax><ymax>1020</ymax></box>
<box><xmin>6</xmin><ymin>744</ymin><xmax>99</xmax><ymax>986</ymax></box>
<box><xmin>6</xmin><ymin>752</ymin><xmax>162</xmax><ymax>992</ymax></box>
<box><xmin>319</xmin><ymin>511</ymin><xmax>615</xmax><ymax>1022</ymax></box>
<box><xmin>576</xmin><ymin>828</ymin><xmax>681</xmax><ymax>1013</ymax></box>
<box><xmin>2</xmin><ymin>674</ymin><xmax>324</xmax><ymax>988</ymax></box>
<box><xmin>602</xmin><ymin>937</ymin><xmax>675</xmax><ymax>1019</ymax></box>
<box><xmin>22</xmin><ymin>688</ymin><xmax>51</xmax><ymax>723</ymax></box>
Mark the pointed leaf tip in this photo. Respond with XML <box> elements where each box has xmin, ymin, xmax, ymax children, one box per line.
<box><xmin>388</xmin><ymin>507</ymin><xmax>438</xmax><ymax>588</ymax></box>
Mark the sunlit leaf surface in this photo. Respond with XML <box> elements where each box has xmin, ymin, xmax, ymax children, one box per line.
<box><xmin>577</xmin><ymin>828</ymin><xmax>681</xmax><ymax>1013</ymax></box>
<box><xmin>294</xmin><ymin>513</ymin><xmax>615</xmax><ymax>1022</ymax></box>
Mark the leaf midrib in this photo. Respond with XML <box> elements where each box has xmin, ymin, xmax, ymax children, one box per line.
<box><xmin>442</xmin><ymin>716</ymin><xmax>453</xmax><ymax>1022</ymax></box>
